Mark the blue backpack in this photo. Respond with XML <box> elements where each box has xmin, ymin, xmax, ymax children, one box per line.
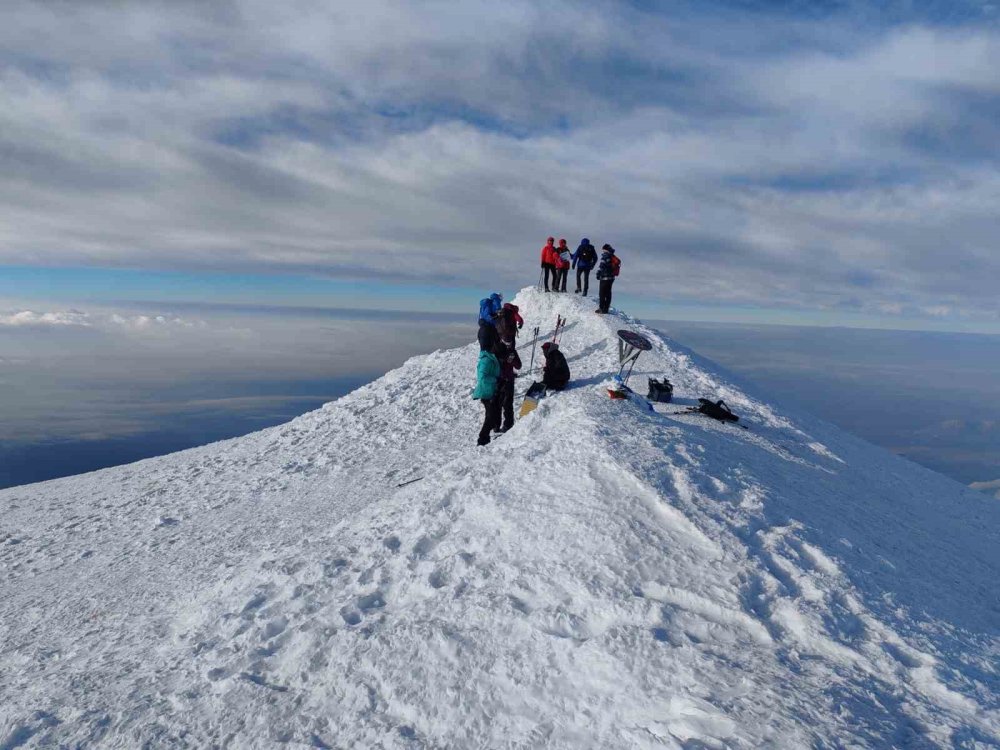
<box><xmin>478</xmin><ymin>293</ymin><xmax>503</xmax><ymax>323</ymax></box>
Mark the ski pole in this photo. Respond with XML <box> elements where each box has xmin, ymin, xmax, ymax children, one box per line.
<box><xmin>527</xmin><ymin>325</ymin><xmax>540</xmax><ymax>374</ymax></box>
<box><xmin>536</xmin><ymin>268</ymin><xmax>543</xmax><ymax>291</ymax></box>
<box><xmin>550</xmin><ymin>315</ymin><xmax>564</xmax><ymax>344</ymax></box>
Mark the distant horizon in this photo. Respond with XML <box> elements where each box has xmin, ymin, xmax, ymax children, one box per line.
<box><xmin>3</xmin><ymin>300</ymin><xmax>997</xmax><ymax>494</ymax></box>
<box><xmin>5</xmin><ymin>265</ymin><xmax>1000</xmax><ymax>336</ymax></box>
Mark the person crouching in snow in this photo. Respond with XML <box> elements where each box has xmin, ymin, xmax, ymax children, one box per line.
<box><xmin>492</xmin><ymin>335</ymin><xmax>522</xmax><ymax>433</ymax></box>
<box><xmin>555</xmin><ymin>239</ymin><xmax>571</xmax><ymax>292</ymax></box>
<box><xmin>541</xmin><ymin>342</ymin><xmax>570</xmax><ymax>390</ymax></box>
<box><xmin>473</xmin><ymin>347</ymin><xmax>501</xmax><ymax>445</ymax></box>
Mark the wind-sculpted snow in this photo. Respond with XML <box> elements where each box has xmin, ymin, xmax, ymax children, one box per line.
<box><xmin>1</xmin><ymin>288</ymin><xmax>998</xmax><ymax>748</ymax></box>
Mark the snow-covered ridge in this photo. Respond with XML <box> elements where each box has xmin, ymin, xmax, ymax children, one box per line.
<box><xmin>1</xmin><ymin>287</ymin><xmax>998</xmax><ymax>748</ymax></box>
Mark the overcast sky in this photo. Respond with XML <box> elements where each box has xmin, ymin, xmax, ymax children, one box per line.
<box><xmin>2</xmin><ymin>0</ymin><xmax>999</xmax><ymax>330</ymax></box>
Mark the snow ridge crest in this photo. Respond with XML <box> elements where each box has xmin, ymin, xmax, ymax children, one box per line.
<box><xmin>1</xmin><ymin>287</ymin><xmax>998</xmax><ymax>748</ymax></box>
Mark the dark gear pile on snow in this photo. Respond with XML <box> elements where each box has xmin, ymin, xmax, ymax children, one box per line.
<box><xmin>647</xmin><ymin>378</ymin><xmax>674</xmax><ymax>403</ymax></box>
<box><xmin>695</xmin><ymin>398</ymin><xmax>739</xmax><ymax>423</ymax></box>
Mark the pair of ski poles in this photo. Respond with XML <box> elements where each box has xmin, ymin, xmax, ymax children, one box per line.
<box><xmin>525</xmin><ymin>315</ymin><xmax>565</xmax><ymax>375</ymax></box>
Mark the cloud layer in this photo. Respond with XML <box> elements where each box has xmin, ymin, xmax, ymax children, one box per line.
<box><xmin>0</xmin><ymin>299</ymin><xmax>471</xmax><ymax>443</ymax></box>
<box><xmin>2</xmin><ymin>1</ymin><xmax>999</xmax><ymax>321</ymax></box>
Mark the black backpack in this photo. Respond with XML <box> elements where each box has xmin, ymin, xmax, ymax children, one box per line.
<box><xmin>696</xmin><ymin>398</ymin><xmax>739</xmax><ymax>423</ymax></box>
<box><xmin>647</xmin><ymin>378</ymin><xmax>674</xmax><ymax>403</ymax></box>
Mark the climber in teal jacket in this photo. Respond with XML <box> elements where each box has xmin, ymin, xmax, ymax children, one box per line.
<box><xmin>473</xmin><ymin>349</ymin><xmax>501</xmax><ymax>445</ymax></box>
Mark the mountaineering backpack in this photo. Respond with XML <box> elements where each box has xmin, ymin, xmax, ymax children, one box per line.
<box><xmin>495</xmin><ymin>303</ymin><xmax>522</xmax><ymax>340</ymax></box>
<box><xmin>647</xmin><ymin>378</ymin><xmax>674</xmax><ymax>403</ymax></box>
<box><xmin>598</xmin><ymin>251</ymin><xmax>621</xmax><ymax>280</ymax></box>
<box><xmin>478</xmin><ymin>293</ymin><xmax>502</xmax><ymax>324</ymax></box>
<box><xmin>697</xmin><ymin>398</ymin><xmax>739</xmax><ymax>423</ymax></box>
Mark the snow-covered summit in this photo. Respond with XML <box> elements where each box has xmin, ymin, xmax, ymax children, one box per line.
<box><xmin>1</xmin><ymin>288</ymin><xmax>998</xmax><ymax>748</ymax></box>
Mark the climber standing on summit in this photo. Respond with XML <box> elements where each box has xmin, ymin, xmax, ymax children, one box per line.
<box><xmin>554</xmin><ymin>239</ymin><xmax>571</xmax><ymax>293</ymax></box>
<box><xmin>473</xmin><ymin>344</ymin><xmax>501</xmax><ymax>446</ymax></box>
<box><xmin>492</xmin><ymin>332</ymin><xmax>522</xmax><ymax>433</ymax></box>
<box><xmin>572</xmin><ymin>238</ymin><xmax>597</xmax><ymax>296</ymax></box>
<box><xmin>478</xmin><ymin>292</ymin><xmax>502</xmax><ymax>351</ymax></box>
<box><xmin>595</xmin><ymin>244</ymin><xmax>621</xmax><ymax>314</ymax></box>
<box><xmin>540</xmin><ymin>237</ymin><xmax>557</xmax><ymax>293</ymax></box>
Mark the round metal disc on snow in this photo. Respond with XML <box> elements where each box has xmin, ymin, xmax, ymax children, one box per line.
<box><xmin>617</xmin><ymin>330</ymin><xmax>652</xmax><ymax>351</ymax></box>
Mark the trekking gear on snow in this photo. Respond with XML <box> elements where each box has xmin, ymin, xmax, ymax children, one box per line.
<box><xmin>696</xmin><ymin>398</ymin><xmax>739</xmax><ymax>423</ymax></box>
<box><xmin>647</xmin><ymin>378</ymin><xmax>674</xmax><ymax>403</ymax></box>
<box><xmin>551</xmin><ymin>315</ymin><xmax>566</xmax><ymax>346</ymax></box>
<box><xmin>616</xmin><ymin>330</ymin><xmax>652</xmax><ymax>386</ymax></box>
<box><xmin>607</xmin><ymin>377</ymin><xmax>656</xmax><ymax>411</ymax></box>
<box><xmin>526</xmin><ymin>325</ymin><xmax>541</xmax><ymax>375</ymax></box>
<box><xmin>518</xmin><ymin>381</ymin><xmax>547</xmax><ymax>417</ymax></box>
<box><xmin>608</xmin><ymin>380</ymin><xmax>629</xmax><ymax>400</ymax></box>
<box><xmin>670</xmin><ymin>399</ymin><xmax>746</xmax><ymax>428</ymax></box>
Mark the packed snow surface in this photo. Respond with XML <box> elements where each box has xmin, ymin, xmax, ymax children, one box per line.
<box><xmin>2</xmin><ymin>288</ymin><xmax>998</xmax><ymax>748</ymax></box>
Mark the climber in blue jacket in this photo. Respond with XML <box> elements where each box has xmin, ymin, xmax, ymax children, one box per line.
<box><xmin>571</xmin><ymin>239</ymin><xmax>598</xmax><ymax>296</ymax></box>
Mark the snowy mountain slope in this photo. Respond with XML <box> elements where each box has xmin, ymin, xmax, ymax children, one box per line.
<box><xmin>1</xmin><ymin>287</ymin><xmax>998</xmax><ymax>749</ymax></box>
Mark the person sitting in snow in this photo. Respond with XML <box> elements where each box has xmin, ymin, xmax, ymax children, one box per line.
<box><xmin>492</xmin><ymin>334</ymin><xmax>522</xmax><ymax>432</ymax></box>
<box><xmin>554</xmin><ymin>239</ymin><xmax>571</xmax><ymax>293</ymax></box>
<box><xmin>541</xmin><ymin>342</ymin><xmax>570</xmax><ymax>391</ymax></box>
<box><xmin>472</xmin><ymin>347</ymin><xmax>501</xmax><ymax>445</ymax></box>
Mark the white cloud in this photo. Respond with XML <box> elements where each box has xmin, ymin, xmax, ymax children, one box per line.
<box><xmin>1</xmin><ymin>2</ymin><xmax>999</xmax><ymax>319</ymax></box>
<box><xmin>0</xmin><ymin>309</ymin><xmax>210</xmax><ymax>331</ymax></box>
<box><xmin>0</xmin><ymin>310</ymin><xmax>91</xmax><ymax>327</ymax></box>
<box><xmin>969</xmin><ymin>478</ymin><xmax>1000</xmax><ymax>499</ymax></box>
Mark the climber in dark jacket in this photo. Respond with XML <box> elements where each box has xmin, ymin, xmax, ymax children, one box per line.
<box><xmin>541</xmin><ymin>342</ymin><xmax>570</xmax><ymax>390</ymax></box>
<box><xmin>572</xmin><ymin>238</ymin><xmax>597</xmax><ymax>296</ymax></box>
<box><xmin>478</xmin><ymin>318</ymin><xmax>498</xmax><ymax>352</ymax></box>
<box><xmin>492</xmin><ymin>335</ymin><xmax>522</xmax><ymax>432</ymax></box>
<box><xmin>595</xmin><ymin>244</ymin><xmax>621</xmax><ymax>314</ymax></box>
